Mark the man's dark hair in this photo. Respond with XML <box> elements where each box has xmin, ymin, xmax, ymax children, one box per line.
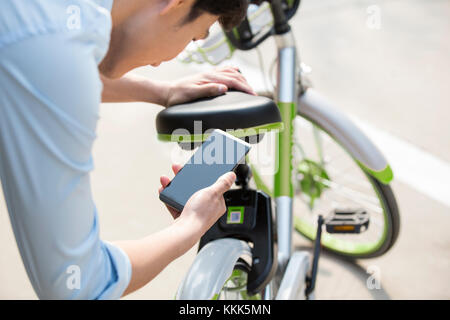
<box><xmin>184</xmin><ymin>0</ymin><xmax>249</xmax><ymax>31</ymax></box>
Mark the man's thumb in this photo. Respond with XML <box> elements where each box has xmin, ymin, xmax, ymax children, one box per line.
<box><xmin>199</xmin><ymin>83</ymin><xmax>227</xmax><ymax>98</ymax></box>
<box><xmin>211</xmin><ymin>171</ymin><xmax>236</xmax><ymax>194</ymax></box>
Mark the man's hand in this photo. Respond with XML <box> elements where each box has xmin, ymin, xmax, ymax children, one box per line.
<box><xmin>118</xmin><ymin>164</ymin><xmax>235</xmax><ymax>297</ymax></box>
<box><xmin>164</xmin><ymin>66</ymin><xmax>257</xmax><ymax>107</ymax></box>
<box><xmin>159</xmin><ymin>163</ymin><xmax>236</xmax><ymax>234</ymax></box>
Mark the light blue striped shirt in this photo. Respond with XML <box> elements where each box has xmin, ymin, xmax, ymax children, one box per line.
<box><xmin>0</xmin><ymin>0</ymin><xmax>133</xmax><ymax>299</ymax></box>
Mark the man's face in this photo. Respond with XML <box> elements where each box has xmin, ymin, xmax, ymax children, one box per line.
<box><xmin>100</xmin><ymin>0</ymin><xmax>218</xmax><ymax>78</ymax></box>
<box><xmin>148</xmin><ymin>13</ymin><xmax>216</xmax><ymax>67</ymax></box>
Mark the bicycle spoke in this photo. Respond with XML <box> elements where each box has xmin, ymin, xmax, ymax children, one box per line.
<box><xmin>326</xmin><ymin>166</ymin><xmax>374</xmax><ymax>191</ymax></box>
<box><xmin>318</xmin><ymin>177</ymin><xmax>381</xmax><ymax>209</ymax></box>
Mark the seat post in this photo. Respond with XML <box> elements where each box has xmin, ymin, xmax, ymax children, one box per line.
<box><xmin>234</xmin><ymin>163</ymin><xmax>252</xmax><ymax>189</ymax></box>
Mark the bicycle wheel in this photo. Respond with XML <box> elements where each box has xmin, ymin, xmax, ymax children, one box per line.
<box><xmin>176</xmin><ymin>238</ymin><xmax>265</xmax><ymax>300</ymax></box>
<box><xmin>292</xmin><ymin>115</ymin><xmax>400</xmax><ymax>259</ymax></box>
<box><xmin>215</xmin><ymin>260</ymin><xmax>262</xmax><ymax>300</ymax></box>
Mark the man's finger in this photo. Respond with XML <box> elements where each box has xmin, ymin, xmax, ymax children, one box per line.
<box><xmin>160</xmin><ymin>175</ymin><xmax>171</xmax><ymax>188</ymax></box>
<box><xmin>209</xmin><ymin>83</ymin><xmax>228</xmax><ymax>95</ymax></box>
<box><xmin>172</xmin><ymin>163</ymin><xmax>183</xmax><ymax>175</ymax></box>
<box><xmin>214</xmin><ymin>75</ymin><xmax>256</xmax><ymax>96</ymax></box>
<box><xmin>211</xmin><ymin>171</ymin><xmax>236</xmax><ymax>195</ymax></box>
<box><xmin>219</xmin><ymin>68</ymin><xmax>256</xmax><ymax>94</ymax></box>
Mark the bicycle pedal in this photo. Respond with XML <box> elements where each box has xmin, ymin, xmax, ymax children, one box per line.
<box><xmin>324</xmin><ymin>209</ymin><xmax>369</xmax><ymax>234</ymax></box>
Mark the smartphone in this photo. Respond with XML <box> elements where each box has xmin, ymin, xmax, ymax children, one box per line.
<box><xmin>159</xmin><ymin>129</ymin><xmax>251</xmax><ymax>212</ymax></box>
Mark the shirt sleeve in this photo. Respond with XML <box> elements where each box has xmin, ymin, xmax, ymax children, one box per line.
<box><xmin>0</xmin><ymin>30</ymin><xmax>132</xmax><ymax>299</ymax></box>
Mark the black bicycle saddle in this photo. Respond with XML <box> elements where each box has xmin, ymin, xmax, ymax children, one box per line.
<box><xmin>156</xmin><ymin>91</ymin><xmax>282</xmax><ymax>142</ymax></box>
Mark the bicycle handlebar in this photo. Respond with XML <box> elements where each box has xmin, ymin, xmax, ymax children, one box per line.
<box><xmin>225</xmin><ymin>0</ymin><xmax>301</xmax><ymax>51</ymax></box>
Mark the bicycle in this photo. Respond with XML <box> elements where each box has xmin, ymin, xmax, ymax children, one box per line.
<box><xmin>155</xmin><ymin>0</ymin><xmax>400</xmax><ymax>299</ymax></box>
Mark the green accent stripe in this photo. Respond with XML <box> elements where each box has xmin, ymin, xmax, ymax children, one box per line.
<box><xmin>274</xmin><ymin>102</ymin><xmax>296</xmax><ymax>197</ymax></box>
<box><xmin>211</xmin><ymin>293</ymin><xmax>219</xmax><ymax>300</ymax></box>
<box><xmin>357</xmin><ymin>162</ymin><xmax>394</xmax><ymax>184</ymax></box>
<box><xmin>157</xmin><ymin>122</ymin><xmax>284</xmax><ymax>142</ymax></box>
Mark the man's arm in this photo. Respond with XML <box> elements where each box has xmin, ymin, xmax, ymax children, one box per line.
<box><xmin>100</xmin><ymin>73</ymin><xmax>171</xmax><ymax>106</ymax></box>
<box><xmin>100</xmin><ymin>66</ymin><xmax>257</xmax><ymax>107</ymax></box>
<box><xmin>115</xmin><ymin>168</ymin><xmax>236</xmax><ymax>296</ymax></box>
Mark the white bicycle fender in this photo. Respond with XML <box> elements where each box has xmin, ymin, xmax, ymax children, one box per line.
<box><xmin>298</xmin><ymin>89</ymin><xmax>393</xmax><ymax>184</ymax></box>
<box><xmin>176</xmin><ymin>238</ymin><xmax>252</xmax><ymax>300</ymax></box>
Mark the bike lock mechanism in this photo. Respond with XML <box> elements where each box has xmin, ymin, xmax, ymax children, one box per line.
<box><xmin>199</xmin><ymin>164</ymin><xmax>277</xmax><ymax>295</ymax></box>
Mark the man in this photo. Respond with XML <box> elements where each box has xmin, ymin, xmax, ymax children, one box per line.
<box><xmin>0</xmin><ymin>0</ymin><xmax>253</xmax><ymax>299</ymax></box>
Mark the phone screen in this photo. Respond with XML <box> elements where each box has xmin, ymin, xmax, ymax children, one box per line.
<box><xmin>159</xmin><ymin>129</ymin><xmax>251</xmax><ymax>212</ymax></box>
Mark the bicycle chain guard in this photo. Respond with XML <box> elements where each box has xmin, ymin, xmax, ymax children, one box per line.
<box><xmin>199</xmin><ymin>188</ymin><xmax>277</xmax><ymax>295</ymax></box>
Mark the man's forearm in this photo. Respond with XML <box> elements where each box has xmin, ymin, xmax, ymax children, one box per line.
<box><xmin>100</xmin><ymin>73</ymin><xmax>170</xmax><ymax>106</ymax></box>
<box><xmin>114</xmin><ymin>216</ymin><xmax>202</xmax><ymax>297</ymax></box>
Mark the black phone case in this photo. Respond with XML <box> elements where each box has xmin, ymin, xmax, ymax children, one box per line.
<box><xmin>159</xmin><ymin>129</ymin><xmax>251</xmax><ymax>212</ymax></box>
<box><xmin>159</xmin><ymin>192</ymin><xmax>184</xmax><ymax>212</ymax></box>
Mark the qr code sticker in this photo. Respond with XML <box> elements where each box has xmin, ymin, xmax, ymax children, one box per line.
<box><xmin>229</xmin><ymin>211</ymin><xmax>241</xmax><ymax>223</ymax></box>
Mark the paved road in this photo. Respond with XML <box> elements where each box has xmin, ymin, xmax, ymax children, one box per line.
<box><xmin>0</xmin><ymin>0</ymin><xmax>449</xmax><ymax>299</ymax></box>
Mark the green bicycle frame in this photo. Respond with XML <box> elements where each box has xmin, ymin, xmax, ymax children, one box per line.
<box><xmin>272</xmin><ymin>31</ymin><xmax>299</xmax><ymax>273</ymax></box>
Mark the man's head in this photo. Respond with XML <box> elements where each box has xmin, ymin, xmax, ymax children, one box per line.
<box><xmin>183</xmin><ymin>0</ymin><xmax>248</xmax><ymax>31</ymax></box>
<box><xmin>100</xmin><ymin>0</ymin><xmax>249</xmax><ymax>78</ymax></box>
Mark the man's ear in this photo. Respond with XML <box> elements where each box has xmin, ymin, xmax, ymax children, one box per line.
<box><xmin>160</xmin><ymin>0</ymin><xmax>188</xmax><ymax>16</ymax></box>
